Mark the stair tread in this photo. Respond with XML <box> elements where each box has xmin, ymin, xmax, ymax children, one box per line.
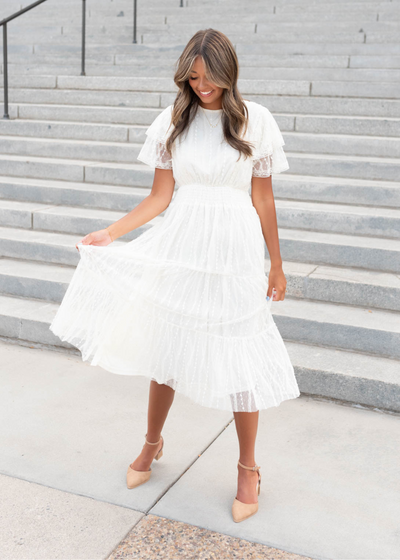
<box><xmin>285</xmin><ymin>341</ymin><xmax>400</xmax><ymax>385</ymax></box>
<box><xmin>1</xmin><ymin>223</ymin><xmax>399</xmax><ymax>249</ymax></box>
<box><xmin>1</xmin><ymin>193</ymin><xmax>400</xmax><ymax>219</ymax></box>
<box><xmin>273</xmin><ymin>297</ymin><xmax>400</xmax><ymax>332</ymax></box>
<box><xmin>1</xmin><ymin>256</ymin><xmax>399</xmax><ymax>290</ymax></box>
<box><xmin>0</xmin><ymin>290</ymin><xmax>398</xmax><ymax>333</ymax></box>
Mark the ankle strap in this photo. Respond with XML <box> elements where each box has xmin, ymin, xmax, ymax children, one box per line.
<box><xmin>145</xmin><ymin>433</ymin><xmax>162</xmax><ymax>445</ymax></box>
<box><xmin>238</xmin><ymin>460</ymin><xmax>260</xmax><ymax>471</ymax></box>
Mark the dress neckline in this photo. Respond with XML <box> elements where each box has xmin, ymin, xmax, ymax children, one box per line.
<box><xmin>199</xmin><ymin>105</ymin><xmax>223</xmax><ymax>113</ymax></box>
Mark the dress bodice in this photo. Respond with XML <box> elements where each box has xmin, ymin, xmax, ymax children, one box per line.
<box><xmin>137</xmin><ymin>99</ymin><xmax>290</xmax><ymax>193</ymax></box>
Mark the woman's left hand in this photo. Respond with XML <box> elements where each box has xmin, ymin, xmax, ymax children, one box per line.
<box><xmin>267</xmin><ymin>265</ymin><xmax>287</xmax><ymax>301</ymax></box>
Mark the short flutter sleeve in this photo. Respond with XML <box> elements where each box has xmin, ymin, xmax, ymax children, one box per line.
<box><xmin>137</xmin><ymin>105</ymin><xmax>174</xmax><ymax>170</ymax></box>
<box><xmin>251</xmin><ymin>104</ymin><xmax>289</xmax><ymax>178</ymax></box>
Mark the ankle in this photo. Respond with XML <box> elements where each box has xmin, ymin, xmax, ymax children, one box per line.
<box><xmin>238</xmin><ymin>459</ymin><xmax>257</xmax><ymax>470</ymax></box>
<box><xmin>145</xmin><ymin>433</ymin><xmax>162</xmax><ymax>445</ymax></box>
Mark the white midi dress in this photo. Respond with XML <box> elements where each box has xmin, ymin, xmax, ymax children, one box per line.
<box><xmin>49</xmin><ymin>99</ymin><xmax>300</xmax><ymax>412</ymax></box>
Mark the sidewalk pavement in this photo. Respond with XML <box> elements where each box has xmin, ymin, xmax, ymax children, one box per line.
<box><xmin>0</xmin><ymin>339</ymin><xmax>399</xmax><ymax>560</ymax></box>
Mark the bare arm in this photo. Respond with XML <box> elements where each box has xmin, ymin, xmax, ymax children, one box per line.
<box><xmin>77</xmin><ymin>168</ymin><xmax>175</xmax><ymax>249</ymax></box>
<box><xmin>107</xmin><ymin>168</ymin><xmax>175</xmax><ymax>241</ymax></box>
<box><xmin>251</xmin><ymin>175</ymin><xmax>287</xmax><ymax>301</ymax></box>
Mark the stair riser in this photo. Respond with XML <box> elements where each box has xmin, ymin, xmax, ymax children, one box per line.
<box><xmin>1</xmin><ymin>157</ymin><xmax>394</xmax><ymax>185</ymax></box>
<box><xmin>278</xmin><ymin>241</ymin><xmax>400</xmax><ymax>274</ymax></box>
<box><xmin>236</xmin><ymin>42</ymin><xmax>400</xmax><ymax>56</ymax></box>
<box><xmin>295</xmin><ymin>367</ymin><xmax>400</xmax><ymax>413</ymax></box>
<box><xmin>289</xmin><ymin>277</ymin><xmax>400</xmax><ymax>312</ymax></box>
<box><xmin>0</xmin><ymin>138</ymin><xmax>141</xmax><ymax>164</ymax></box>
<box><xmin>295</xmin><ymin>117</ymin><xmax>400</xmax><ymax>138</ymax></box>
<box><xmin>0</xmin><ymin>313</ymin><xmax>73</xmax><ymax>349</ymax></box>
<box><xmin>277</xmin><ymin>210</ymin><xmax>400</xmax><ymax>239</ymax></box>
<box><xmin>5</xmin><ymin>94</ymin><xmax>400</xmax><ymax>119</ymax></box>
<box><xmin>2</xmin><ymin>121</ymin><xmax>399</xmax><ymax>156</ymax></box>
<box><xmin>0</xmin><ymin>122</ymin><xmax>400</xmax><ymax>161</ymax></box>
<box><xmin>1</xmin><ymin>90</ymin><xmax>162</xmax><ymax>109</ymax></box>
<box><xmin>0</xmin><ymin>178</ymin><xmax>398</xmax><ymax>211</ymax></box>
<box><xmin>286</xmin><ymin>136</ymin><xmax>400</xmax><ymax>159</ymax></box>
<box><xmin>6</xmin><ymin>63</ymin><xmax>400</xmax><ymax>82</ymax></box>
<box><xmin>273</xmin><ymin>181</ymin><xmax>400</xmax><ymax>209</ymax></box>
<box><xmin>17</xmin><ymin>105</ymin><xmax>162</xmax><ymax>125</ymax></box>
<box><xmin>1</xmin><ymin>304</ymin><xmax>397</xmax><ymax>362</ymax></box>
<box><xmin>2</xmin><ymin>270</ymin><xmax>398</xmax><ymax>311</ymax></box>
<box><xmin>1</xmin><ymin>234</ymin><xmax>398</xmax><ymax>277</ymax></box>
<box><xmin>0</xmin><ymin>182</ymin><xmax>148</xmax><ymax>211</ymax></box>
<box><xmin>5</xmin><ymin>105</ymin><xmax>400</xmax><ymax>144</ymax></box>
<box><xmin>287</xmin><ymin>156</ymin><xmax>400</xmax><ymax>182</ymax></box>
<box><xmin>1</xmin><ymin>205</ymin><xmax>399</xmax><ymax>240</ymax></box>
<box><xmin>276</xmin><ymin>316</ymin><xmax>400</xmax><ymax>360</ymax></box>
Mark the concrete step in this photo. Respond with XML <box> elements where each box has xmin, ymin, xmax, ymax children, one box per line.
<box><xmin>276</xmin><ymin>200</ymin><xmax>400</xmax><ymax>239</ymax></box>
<box><xmin>2</xmin><ymin>120</ymin><xmax>399</xmax><ymax>159</ymax></box>
<box><xmin>0</xmin><ymin>199</ymin><xmax>162</xmax><ymax>240</ymax></box>
<box><xmin>0</xmin><ymin>154</ymin><xmax>151</xmax><ymax>185</ymax></box>
<box><xmin>1</xmin><ymin>255</ymin><xmax>399</xmax><ymax>312</ymax></box>
<box><xmin>274</xmin><ymin>175</ymin><xmax>400</xmax><ymax>209</ymax></box>
<box><xmin>0</xmin><ymin>147</ymin><xmax>398</xmax><ymax>184</ymax></box>
<box><xmin>7</xmin><ymin>21</ymin><xmax>398</xmax><ymax>35</ymax></box>
<box><xmin>139</xmin><ymin>32</ymin><xmax>371</xmax><ymax>45</ymax></box>
<box><xmin>234</xmin><ymin>42</ymin><xmax>400</xmax><ymax>56</ymax></box>
<box><xmin>0</xmin><ymin>174</ymin><xmax>399</xmax><ymax>211</ymax></box>
<box><xmin>10</xmin><ymin>96</ymin><xmax>400</xmax><ymax>121</ymax></box>
<box><xmin>0</xmin><ymin>52</ymin><xmax>367</xmax><ymax>69</ymax></box>
<box><xmin>1</xmin><ymin>197</ymin><xmax>399</xmax><ymax>240</ymax></box>
<box><xmin>274</xmin><ymin>297</ymin><xmax>400</xmax><ymax>360</ymax></box>
<box><xmin>4</xmin><ymin>91</ymin><xmax>162</xmax><ymax>110</ymax></box>
<box><xmin>285</xmin><ymin>132</ymin><xmax>400</xmax><ymax>158</ymax></box>
<box><xmin>5</xmin><ymin>60</ymin><xmax>400</xmax><ymax>82</ymax></box>
<box><xmin>3</xmin><ymin>113</ymin><xmax>400</xmax><ymax>141</ymax></box>
<box><xmin>294</xmin><ymin>115</ymin><xmax>400</xmax><ymax>138</ymax></box>
<box><xmin>56</xmin><ymin>76</ymin><xmax>400</xmax><ymax>100</ymax></box>
<box><xmin>286</xmin><ymin>341</ymin><xmax>400</xmax><ymax>413</ymax></box>
<box><xmin>0</xmin><ymin>135</ymin><xmax>142</xmax><ymax>163</ymax></box>
<box><xmin>287</xmin><ymin>152</ymin><xmax>400</xmax><ymax>182</ymax></box>
<box><xmin>278</xmin><ymin>228</ymin><xmax>400</xmax><ymax>273</ymax></box>
<box><xmin>0</xmin><ymin>119</ymin><xmax>145</xmax><ymax>143</ymax></box>
<box><xmin>265</xmin><ymin>260</ymin><xmax>400</xmax><ymax>312</ymax></box>
<box><xmin>1</xmin><ymin>223</ymin><xmax>399</xmax><ymax>273</ymax></box>
<box><xmin>0</xmin><ymin>289</ymin><xmax>398</xmax><ymax>360</ymax></box>
<box><xmin>6</xmin><ymin>94</ymin><xmax>400</xmax><ymax>119</ymax></box>
<box><xmin>4</xmin><ymin>41</ymin><xmax>397</xmax><ymax>57</ymax></box>
<box><xmin>0</xmin><ymin>226</ymin><xmax>126</xmax><ymax>266</ymax></box>
<box><xmin>0</xmin><ymin>31</ymin><xmax>371</xmax><ymax>45</ymax></box>
<box><xmin>243</xmin><ymin>96</ymin><xmax>400</xmax><ymax>118</ymax></box>
<box><xmin>0</xmin><ymin>176</ymin><xmax>149</xmax><ymax>211</ymax></box>
<box><xmin>3</xmin><ymin>74</ymin><xmax>400</xmax><ymax>101</ymax></box>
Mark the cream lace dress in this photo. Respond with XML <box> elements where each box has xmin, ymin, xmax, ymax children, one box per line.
<box><xmin>49</xmin><ymin>99</ymin><xmax>300</xmax><ymax>412</ymax></box>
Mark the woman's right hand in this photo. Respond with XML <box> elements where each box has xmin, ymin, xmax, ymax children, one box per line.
<box><xmin>76</xmin><ymin>228</ymin><xmax>113</xmax><ymax>252</ymax></box>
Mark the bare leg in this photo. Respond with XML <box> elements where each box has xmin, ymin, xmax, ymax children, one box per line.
<box><xmin>233</xmin><ymin>410</ymin><xmax>260</xmax><ymax>503</ymax></box>
<box><xmin>130</xmin><ymin>380</ymin><xmax>175</xmax><ymax>471</ymax></box>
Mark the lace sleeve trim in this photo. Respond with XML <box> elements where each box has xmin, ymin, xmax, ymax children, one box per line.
<box><xmin>252</xmin><ymin>145</ymin><xmax>289</xmax><ymax>178</ymax></box>
<box><xmin>136</xmin><ymin>105</ymin><xmax>174</xmax><ymax>169</ymax></box>
<box><xmin>137</xmin><ymin>137</ymin><xmax>173</xmax><ymax>170</ymax></box>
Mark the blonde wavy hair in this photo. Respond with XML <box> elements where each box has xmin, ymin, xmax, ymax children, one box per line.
<box><xmin>165</xmin><ymin>28</ymin><xmax>255</xmax><ymax>162</ymax></box>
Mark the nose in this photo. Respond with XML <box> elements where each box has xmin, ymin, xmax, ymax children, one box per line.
<box><xmin>199</xmin><ymin>80</ymin><xmax>210</xmax><ymax>90</ymax></box>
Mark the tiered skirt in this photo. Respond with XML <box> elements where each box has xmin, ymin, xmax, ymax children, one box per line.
<box><xmin>49</xmin><ymin>184</ymin><xmax>300</xmax><ymax>412</ymax></box>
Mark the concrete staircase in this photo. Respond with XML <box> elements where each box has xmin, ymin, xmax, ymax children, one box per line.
<box><xmin>1</xmin><ymin>0</ymin><xmax>399</xmax><ymax>412</ymax></box>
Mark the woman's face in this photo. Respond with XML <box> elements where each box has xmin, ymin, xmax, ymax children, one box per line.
<box><xmin>188</xmin><ymin>56</ymin><xmax>224</xmax><ymax>109</ymax></box>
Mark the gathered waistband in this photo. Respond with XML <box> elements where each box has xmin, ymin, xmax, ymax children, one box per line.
<box><xmin>173</xmin><ymin>184</ymin><xmax>251</xmax><ymax>207</ymax></box>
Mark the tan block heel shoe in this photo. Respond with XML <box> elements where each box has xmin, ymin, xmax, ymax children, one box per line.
<box><xmin>232</xmin><ymin>460</ymin><xmax>261</xmax><ymax>523</ymax></box>
<box><xmin>126</xmin><ymin>434</ymin><xmax>164</xmax><ymax>489</ymax></box>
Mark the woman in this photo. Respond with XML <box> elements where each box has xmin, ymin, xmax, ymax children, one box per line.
<box><xmin>49</xmin><ymin>28</ymin><xmax>300</xmax><ymax>523</ymax></box>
